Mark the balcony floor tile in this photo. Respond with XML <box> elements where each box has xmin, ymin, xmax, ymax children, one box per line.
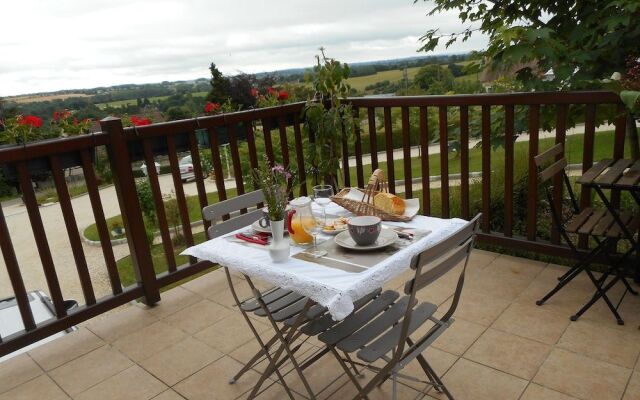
<box><xmin>75</xmin><ymin>365</ymin><xmax>167</xmax><ymax>400</ymax></box>
<box><xmin>48</xmin><ymin>345</ymin><xmax>133</xmax><ymax>396</ymax></box>
<box><xmin>28</xmin><ymin>327</ymin><xmax>104</xmax><ymax>371</ymax></box>
<box><xmin>2</xmin><ymin>251</ymin><xmax>639</xmax><ymax>400</ymax></box>
<box><xmin>0</xmin><ymin>353</ymin><xmax>43</xmax><ymax>395</ymax></box>
<box><xmin>533</xmin><ymin>348</ymin><xmax>631</xmax><ymax>400</ymax></box>
<box><xmin>0</xmin><ymin>374</ymin><xmax>69</xmax><ymax>400</ymax></box>
<box><xmin>139</xmin><ymin>336</ymin><xmax>223</xmax><ymax>386</ymax></box>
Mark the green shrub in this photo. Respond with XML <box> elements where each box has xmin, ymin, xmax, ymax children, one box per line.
<box><xmin>136</xmin><ymin>179</ymin><xmax>156</xmax><ymax>226</ymax></box>
<box><xmin>164</xmin><ymin>195</ymin><xmax>185</xmax><ymax>245</ymax></box>
<box><xmin>0</xmin><ymin>170</ymin><xmax>14</xmax><ymax>198</ymax></box>
<box><xmin>145</xmin><ymin>225</ymin><xmax>155</xmax><ymax>246</ymax></box>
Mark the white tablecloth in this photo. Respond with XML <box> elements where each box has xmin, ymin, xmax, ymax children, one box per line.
<box><xmin>182</xmin><ymin>202</ymin><xmax>466</xmax><ymax>320</ymax></box>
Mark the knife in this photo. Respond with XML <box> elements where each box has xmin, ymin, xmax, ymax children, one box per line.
<box><xmin>235</xmin><ymin>233</ymin><xmax>268</xmax><ymax>245</ymax></box>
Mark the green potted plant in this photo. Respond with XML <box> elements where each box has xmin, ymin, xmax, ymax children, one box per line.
<box><xmin>302</xmin><ymin>48</ymin><xmax>355</xmax><ymax>190</ymax></box>
<box><xmin>0</xmin><ymin>113</ymin><xmax>92</xmax><ymax>181</ymax></box>
<box><xmin>110</xmin><ymin>220</ymin><xmax>125</xmax><ymax>237</ymax></box>
<box><xmin>124</xmin><ymin>114</ymin><xmax>192</xmax><ymax>162</ymax></box>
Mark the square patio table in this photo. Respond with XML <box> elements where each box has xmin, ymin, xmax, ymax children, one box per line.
<box><xmin>183</xmin><ymin>202</ymin><xmax>466</xmax><ymax>321</ymax></box>
<box><xmin>576</xmin><ymin>158</ymin><xmax>640</xmax><ymax>299</ymax></box>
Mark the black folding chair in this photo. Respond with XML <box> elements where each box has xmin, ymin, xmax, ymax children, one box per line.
<box><xmin>300</xmin><ymin>214</ymin><xmax>482</xmax><ymax>400</ymax></box>
<box><xmin>533</xmin><ymin>144</ymin><xmax>638</xmax><ymax>325</ymax></box>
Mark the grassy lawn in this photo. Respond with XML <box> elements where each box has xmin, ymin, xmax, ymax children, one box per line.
<box><xmin>344</xmin><ymin>129</ymin><xmax>621</xmax><ymax>185</ymax></box>
<box><xmin>115</xmin><ymin>230</ymin><xmax>217</xmax><ymax>290</ymax></box>
<box><xmin>83</xmin><ymin>188</ymin><xmax>237</xmax><ymax>241</ymax></box>
<box><xmin>454</xmin><ymin>73</ymin><xmax>481</xmax><ymax>83</ymax></box>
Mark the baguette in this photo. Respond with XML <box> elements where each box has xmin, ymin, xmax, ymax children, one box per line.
<box><xmin>374</xmin><ymin>192</ymin><xmax>406</xmax><ymax>215</ymax></box>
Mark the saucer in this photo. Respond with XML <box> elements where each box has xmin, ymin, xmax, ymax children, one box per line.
<box><xmin>334</xmin><ymin>229</ymin><xmax>397</xmax><ymax>251</ymax></box>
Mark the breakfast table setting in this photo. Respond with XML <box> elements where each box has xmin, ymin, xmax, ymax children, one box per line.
<box><xmin>183</xmin><ymin>169</ymin><xmax>467</xmax><ymax>320</ymax></box>
<box><xmin>182</xmin><ymin>167</ymin><xmax>468</xmax><ymax>399</ymax></box>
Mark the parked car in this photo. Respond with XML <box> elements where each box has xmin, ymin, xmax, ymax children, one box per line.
<box><xmin>180</xmin><ymin>155</ymin><xmax>194</xmax><ymax>182</ymax></box>
<box><xmin>0</xmin><ymin>291</ymin><xmax>78</xmax><ymax>362</ymax></box>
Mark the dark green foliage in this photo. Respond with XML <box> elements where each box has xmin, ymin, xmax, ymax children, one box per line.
<box><xmin>164</xmin><ymin>196</ymin><xmax>184</xmax><ymax>246</ymax></box>
<box><xmin>207</xmin><ymin>63</ymin><xmax>232</xmax><ymax>104</ymax></box>
<box><xmin>0</xmin><ymin>169</ymin><xmax>14</xmax><ymax>198</ymax></box>
<box><xmin>417</xmin><ymin>0</ymin><xmax>640</xmax><ymax>90</ymax></box>
<box><xmin>416</xmin><ymin>0</ymin><xmax>640</xmax><ymax>153</ymax></box>
<box><xmin>164</xmin><ymin>106</ymin><xmax>192</xmax><ymax>121</ymax></box>
<box><xmin>228</xmin><ymin>73</ymin><xmax>278</xmax><ymax>109</ymax></box>
<box><xmin>145</xmin><ymin>224</ymin><xmax>155</xmax><ymax>246</ymax></box>
<box><xmin>364</xmin><ymin>80</ymin><xmax>401</xmax><ymax>94</ymax></box>
<box><xmin>447</xmin><ymin>63</ymin><xmax>464</xmax><ymax>77</ymax></box>
<box><xmin>136</xmin><ymin>179</ymin><xmax>156</xmax><ymax>226</ymax></box>
<box><xmin>413</xmin><ymin>65</ymin><xmax>455</xmax><ymax>93</ymax></box>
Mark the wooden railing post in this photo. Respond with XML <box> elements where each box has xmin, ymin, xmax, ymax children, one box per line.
<box><xmin>100</xmin><ymin>117</ymin><xmax>160</xmax><ymax>305</ymax></box>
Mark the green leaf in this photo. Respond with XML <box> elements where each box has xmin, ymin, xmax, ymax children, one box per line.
<box><xmin>620</xmin><ymin>91</ymin><xmax>640</xmax><ymax>111</ymax></box>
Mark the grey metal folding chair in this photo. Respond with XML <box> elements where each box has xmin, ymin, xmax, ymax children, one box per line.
<box><xmin>203</xmin><ymin>190</ymin><xmax>317</xmax><ymax>399</ymax></box>
<box><xmin>308</xmin><ymin>214</ymin><xmax>481</xmax><ymax>400</ymax></box>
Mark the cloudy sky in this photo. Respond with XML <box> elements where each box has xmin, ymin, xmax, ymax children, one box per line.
<box><xmin>0</xmin><ymin>0</ymin><xmax>486</xmax><ymax>97</ymax></box>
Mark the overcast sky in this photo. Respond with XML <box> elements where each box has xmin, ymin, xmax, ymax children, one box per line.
<box><xmin>0</xmin><ymin>0</ymin><xmax>486</xmax><ymax>97</ymax></box>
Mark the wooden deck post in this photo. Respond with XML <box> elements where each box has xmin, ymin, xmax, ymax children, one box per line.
<box><xmin>100</xmin><ymin>117</ymin><xmax>161</xmax><ymax>305</ymax></box>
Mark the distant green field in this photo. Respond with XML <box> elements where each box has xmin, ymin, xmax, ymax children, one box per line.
<box><xmin>96</xmin><ymin>91</ymin><xmax>208</xmax><ymax>109</ymax></box>
<box><xmin>347</xmin><ymin>65</ymin><xmax>479</xmax><ymax>93</ymax></box>
<box><xmin>347</xmin><ymin>66</ymin><xmax>423</xmax><ymax>92</ymax></box>
<box><xmin>454</xmin><ymin>73</ymin><xmax>480</xmax><ymax>83</ymax></box>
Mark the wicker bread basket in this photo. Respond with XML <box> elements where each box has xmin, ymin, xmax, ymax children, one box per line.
<box><xmin>331</xmin><ymin>169</ymin><xmax>411</xmax><ymax>222</ymax></box>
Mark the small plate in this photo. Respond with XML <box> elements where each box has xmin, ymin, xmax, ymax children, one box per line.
<box><xmin>322</xmin><ymin>216</ymin><xmax>349</xmax><ymax>235</ymax></box>
<box><xmin>322</xmin><ymin>226</ymin><xmax>348</xmax><ymax>235</ymax></box>
<box><xmin>334</xmin><ymin>229</ymin><xmax>398</xmax><ymax>251</ymax></box>
<box><xmin>251</xmin><ymin>221</ymin><xmax>288</xmax><ymax>235</ymax></box>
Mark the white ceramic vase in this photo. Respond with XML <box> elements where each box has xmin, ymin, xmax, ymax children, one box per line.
<box><xmin>269</xmin><ymin>219</ymin><xmax>290</xmax><ymax>262</ymax></box>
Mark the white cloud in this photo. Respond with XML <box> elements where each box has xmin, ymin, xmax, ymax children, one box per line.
<box><xmin>0</xmin><ymin>0</ymin><xmax>486</xmax><ymax>96</ymax></box>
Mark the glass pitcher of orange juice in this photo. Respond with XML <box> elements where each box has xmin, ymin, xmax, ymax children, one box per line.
<box><xmin>287</xmin><ymin>197</ymin><xmax>315</xmax><ymax>245</ymax></box>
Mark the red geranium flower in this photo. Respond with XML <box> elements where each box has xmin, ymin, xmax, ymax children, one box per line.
<box><xmin>18</xmin><ymin>115</ymin><xmax>43</xmax><ymax>128</ymax></box>
<box><xmin>130</xmin><ymin>115</ymin><xmax>151</xmax><ymax>126</ymax></box>
<box><xmin>204</xmin><ymin>101</ymin><xmax>220</xmax><ymax>113</ymax></box>
<box><xmin>53</xmin><ymin>111</ymin><xmax>60</xmax><ymax>121</ymax></box>
<box><xmin>277</xmin><ymin>91</ymin><xmax>289</xmax><ymax>101</ymax></box>
<box><xmin>250</xmin><ymin>88</ymin><xmax>258</xmax><ymax>97</ymax></box>
<box><xmin>267</xmin><ymin>87</ymin><xmax>276</xmax><ymax>95</ymax></box>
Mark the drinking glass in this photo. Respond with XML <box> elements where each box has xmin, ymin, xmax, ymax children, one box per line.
<box><xmin>301</xmin><ymin>213</ymin><xmax>327</xmax><ymax>258</ymax></box>
<box><xmin>312</xmin><ymin>184</ymin><xmax>334</xmax><ymax>225</ymax></box>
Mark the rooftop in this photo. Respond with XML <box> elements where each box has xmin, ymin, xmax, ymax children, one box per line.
<box><xmin>2</xmin><ymin>250</ymin><xmax>638</xmax><ymax>400</ymax></box>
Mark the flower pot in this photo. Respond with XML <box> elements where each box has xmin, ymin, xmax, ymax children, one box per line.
<box><xmin>196</xmin><ymin>123</ymin><xmax>248</xmax><ymax>148</ymax></box>
<box><xmin>265</xmin><ymin>114</ymin><xmax>296</xmax><ymax>131</ymax></box>
<box><xmin>128</xmin><ymin>132</ymin><xmax>191</xmax><ymax>162</ymax></box>
<box><xmin>0</xmin><ymin>141</ymin><xmax>95</xmax><ymax>182</ymax></box>
<box><xmin>268</xmin><ymin>219</ymin><xmax>290</xmax><ymax>263</ymax></box>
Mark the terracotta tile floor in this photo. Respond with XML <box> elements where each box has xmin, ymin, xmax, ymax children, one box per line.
<box><xmin>2</xmin><ymin>250</ymin><xmax>639</xmax><ymax>400</ymax></box>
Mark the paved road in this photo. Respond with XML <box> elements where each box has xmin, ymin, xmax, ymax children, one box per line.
<box><xmin>0</xmin><ymin>122</ymin><xmax>619</xmax><ymax>301</ymax></box>
<box><xmin>0</xmin><ymin>174</ymin><xmax>221</xmax><ymax>300</ymax></box>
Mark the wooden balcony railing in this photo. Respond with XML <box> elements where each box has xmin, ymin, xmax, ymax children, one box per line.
<box><xmin>0</xmin><ymin>90</ymin><xmax>625</xmax><ymax>357</ymax></box>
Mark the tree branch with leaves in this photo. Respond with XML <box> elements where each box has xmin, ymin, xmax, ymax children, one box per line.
<box><xmin>416</xmin><ymin>0</ymin><xmax>640</xmax><ymax>156</ymax></box>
